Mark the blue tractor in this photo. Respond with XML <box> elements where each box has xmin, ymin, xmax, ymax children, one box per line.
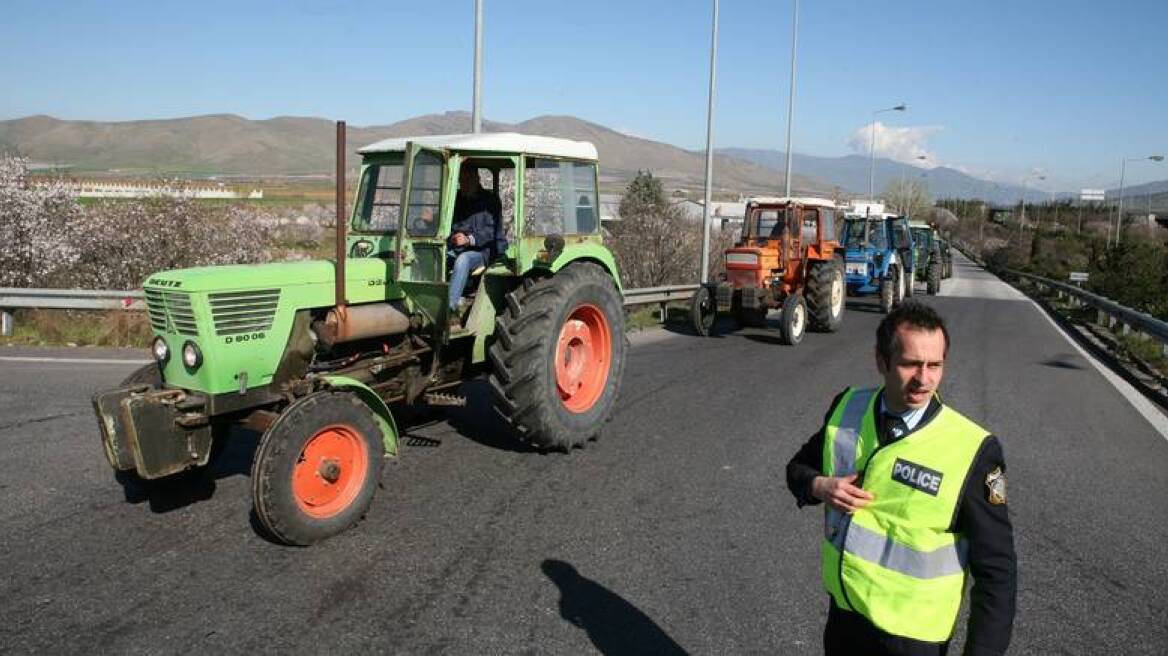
<box><xmin>841</xmin><ymin>212</ymin><xmax>917</xmax><ymax>313</ymax></box>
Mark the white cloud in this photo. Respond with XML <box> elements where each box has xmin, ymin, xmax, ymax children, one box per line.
<box><xmin>847</xmin><ymin>122</ymin><xmax>941</xmax><ymax>167</ymax></box>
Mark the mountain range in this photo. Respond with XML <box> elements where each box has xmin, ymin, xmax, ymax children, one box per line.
<box><xmin>2</xmin><ymin>111</ymin><xmax>1164</xmax><ymax>208</ymax></box>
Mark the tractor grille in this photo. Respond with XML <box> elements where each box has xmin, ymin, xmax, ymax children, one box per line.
<box><xmin>208</xmin><ymin>289</ymin><xmax>280</xmax><ymax>336</ymax></box>
<box><xmin>144</xmin><ymin>289</ymin><xmax>198</xmax><ymax>336</ymax></box>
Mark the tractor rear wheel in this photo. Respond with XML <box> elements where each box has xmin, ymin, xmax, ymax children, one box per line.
<box><xmin>805</xmin><ymin>260</ymin><xmax>844</xmax><ymax>332</ymax></box>
<box><xmin>904</xmin><ymin>267</ymin><xmax>916</xmax><ymax>297</ymax></box>
<box><xmin>489</xmin><ymin>262</ymin><xmax>626</xmax><ymax>451</ymax></box>
<box><xmin>690</xmin><ymin>285</ymin><xmax>716</xmax><ymax>337</ymax></box>
<box><xmin>927</xmin><ymin>262</ymin><xmax>941</xmax><ymax>295</ymax></box>
<box><xmin>252</xmin><ymin>391</ymin><xmax>384</xmax><ymax>546</ymax></box>
<box><xmin>778</xmin><ymin>294</ymin><xmax>807</xmax><ymax>345</ymax></box>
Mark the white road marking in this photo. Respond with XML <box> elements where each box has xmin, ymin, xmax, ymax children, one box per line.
<box><xmin>0</xmin><ymin>356</ymin><xmax>148</xmax><ymax>365</ymax></box>
<box><xmin>952</xmin><ymin>254</ymin><xmax>1168</xmax><ymax>442</ymax></box>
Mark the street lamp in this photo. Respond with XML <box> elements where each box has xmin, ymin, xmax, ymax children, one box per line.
<box><xmin>868</xmin><ymin>104</ymin><xmax>906</xmax><ymax>200</ymax></box>
<box><xmin>1115</xmin><ymin>154</ymin><xmax>1164</xmax><ymax>246</ymax></box>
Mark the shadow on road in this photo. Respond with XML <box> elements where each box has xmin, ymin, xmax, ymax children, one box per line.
<box><xmin>442</xmin><ymin>379</ymin><xmax>538</xmax><ymax>453</ymax></box>
<box><xmin>115</xmin><ymin>426</ymin><xmax>259</xmax><ymax>513</ymax></box>
<box><xmin>1040</xmin><ymin>355</ymin><xmax>1085</xmax><ymax>370</ymax></box>
<box><xmin>542</xmin><ymin>559</ymin><xmax>687</xmax><ymax>656</ymax></box>
<box><xmin>845</xmin><ymin>299</ymin><xmax>884</xmax><ymax>314</ymax></box>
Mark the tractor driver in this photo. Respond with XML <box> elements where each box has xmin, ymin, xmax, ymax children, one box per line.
<box><xmin>447</xmin><ymin>164</ymin><xmax>504</xmax><ymax>317</ymax></box>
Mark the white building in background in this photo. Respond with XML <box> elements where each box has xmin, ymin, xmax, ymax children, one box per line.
<box><xmin>42</xmin><ymin>179</ymin><xmax>264</xmax><ymax>200</ymax></box>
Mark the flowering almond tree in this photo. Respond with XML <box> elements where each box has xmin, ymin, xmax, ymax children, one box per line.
<box><xmin>0</xmin><ymin>156</ymin><xmax>83</xmax><ymax>287</ymax></box>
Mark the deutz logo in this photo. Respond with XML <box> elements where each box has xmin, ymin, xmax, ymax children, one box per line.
<box><xmin>891</xmin><ymin>458</ymin><xmax>943</xmax><ymax>496</ymax></box>
<box><xmin>147</xmin><ymin>278</ymin><xmax>182</xmax><ymax>288</ymax></box>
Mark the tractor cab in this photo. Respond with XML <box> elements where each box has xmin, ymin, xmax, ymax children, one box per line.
<box><xmin>841</xmin><ymin>211</ymin><xmax>916</xmax><ymax>312</ymax></box>
<box><xmin>695</xmin><ymin>197</ymin><xmax>843</xmax><ymax>344</ymax></box>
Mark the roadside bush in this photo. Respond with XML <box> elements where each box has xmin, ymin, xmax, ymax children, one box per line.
<box><xmin>0</xmin><ymin>157</ymin><xmax>83</xmax><ymax>287</ymax></box>
<box><xmin>66</xmin><ymin>198</ymin><xmax>273</xmax><ymax>289</ymax></box>
<box><xmin>607</xmin><ymin>170</ymin><xmax>701</xmax><ymax>288</ymax></box>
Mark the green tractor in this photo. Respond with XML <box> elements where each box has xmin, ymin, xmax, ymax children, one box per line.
<box><xmin>92</xmin><ymin>128</ymin><xmax>626</xmax><ymax>545</ymax></box>
<box><xmin>909</xmin><ymin>221</ymin><xmax>944</xmax><ymax>295</ymax></box>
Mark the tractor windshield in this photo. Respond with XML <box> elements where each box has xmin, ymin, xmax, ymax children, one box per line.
<box><xmin>911</xmin><ymin>228</ymin><xmax>932</xmax><ymax>249</ymax></box>
<box><xmin>842</xmin><ymin>218</ymin><xmax>888</xmax><ymax>250</ymax></box>
<box><xmin>751</xmin><ymin>207</ymin><xmax>792</xmax><ymax>239</ymax></box>
<box><xmin>353</xmin><ymin>159</ymin><xmax>405</xmax><ymax>233</ymax></box>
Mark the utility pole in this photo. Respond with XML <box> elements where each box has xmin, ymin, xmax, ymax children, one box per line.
<box><xmin>699</xmin><ymin>0</ymin><xmax>720</xmax><ymax>284</ymax></box>
<box><xmin>782</xmin><ymin>0</ymin><xmax>799</xmax><ymax>198</ymax></box>
<box><xmin>472</xmin><ymin>0</ymin><xmax>483</xmax><ymax>133</ymax></box>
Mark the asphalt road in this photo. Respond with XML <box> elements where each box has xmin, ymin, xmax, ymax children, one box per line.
<box><xmin>1</xmin><ymin>255</ymin><xmax>1166</xmax><ymax>655</ymax></box>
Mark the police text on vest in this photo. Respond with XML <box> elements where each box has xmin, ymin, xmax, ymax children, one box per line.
<box><xmin>891</xmin><ymin>458</ymin><xmax>943</xmax><ymax>496</ymax></box>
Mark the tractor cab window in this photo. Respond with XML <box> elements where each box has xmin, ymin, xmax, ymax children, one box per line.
<box><xmin>892</xmin><ymin>223</ymin><xmax>912</xmax><ymax>250</ymax></box>
<box><xmin>353</xmin><ymin>161</ymin><xmax>404</xmax><ymax>233</ymax></box>
<box><xmin>455</xmin><ymin>158</ymin><xmax>516</xmax><ymax>253</ymax></box>
<box><xmin>405</xmin><ymin>150</ymin><xmax>444</xmax><ymax>238</ymax></box>
<box><xmin>912</xmin><ymin>229</ymin><xmax>932</xmax><ymax>249</ymax></box>
<box><xmin>523</xmin><ymin>159</ymin><xmax>599</xmax><ymax>236</ymax></box>
<box><xmin>754</xmin><ymin>208</ymin><xmax>791</xmax><ymax>239</ymax></box>
<box><xmin>800</xmin><ymin>208</ymin><xmax>819</xmax><ymax>243</ymax></box>
<box><xmin>842</xmin><ymin>219</ymin><xmax>888</xmax><ymax>250</ymax></box>
<box><xmin>821</xmin><ymin>208</ymin><xmax>836</xmax><ymax>240</ymax></box>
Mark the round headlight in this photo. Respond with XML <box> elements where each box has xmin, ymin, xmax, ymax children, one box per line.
<box><xmin>151</xmin><ymin>336</ymin><xmax>170</xmax><ymax>363</ymax></box>
<box><xmin>182</xmin><ymin>341</ymin><xmax>202</xmax><ymax>369</ymax></box>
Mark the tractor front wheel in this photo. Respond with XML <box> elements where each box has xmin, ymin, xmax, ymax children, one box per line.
<box><xmin>489</xmin><ymin>262</ymin><xmax>626</xmax><ymax>451</ymax></box>
<box><xmin>880</xmin><ymin>273</ymin><xmax>895</xmax><ymax>314</ymax></box>
<box><xmin>927</xmin><ymin>262</ymin><xmax>942</xmax><ymax>295</ymax></box>
<box><xmin>805</xmin><ymin>260</ymin><xmax>844</xmax><ymax>332</ymax></box>
<box><xmin>251</xmin><ymin>391</ymin><xmax>384</xmax><ymax>546</ymax></box>
<box><xmin>778</xmin><ymin>294</ymin><xmax>807</xmax><ymax>346</ymax></box>
<box><xmin>690</xmin><ymin>285</ymin><xmax>716</xmax><ymax>337</ymax></box>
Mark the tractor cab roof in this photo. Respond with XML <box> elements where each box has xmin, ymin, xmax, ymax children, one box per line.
<box><xmin>746</xmin><ymin>196</ymin><xmax>837</xmax><ymax>208</ymax></box>
<box><xmin>357</xmin><ymin>132</ymin><xmax>599</xmax><ymax>161</ymax></box>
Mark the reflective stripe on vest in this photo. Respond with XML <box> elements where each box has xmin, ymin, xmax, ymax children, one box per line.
<box><xmin>820</xmin><ymin>386</ymin><xmax>989</xmax><ymax>642</ymax></box>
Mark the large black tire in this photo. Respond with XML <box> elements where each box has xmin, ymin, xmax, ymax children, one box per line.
<box><xmin>252</xmin><ymin>391</ymin><xmax>385</xmax><ymax>546</ymax></box>
<box><xmin>927</xmin><ymin>262</ymin><xmax>941</xmax><ymax>295</ymax></box>
<box><xmin>879</xmin><ymin>274</ymin><xmax>895</xmax><ymax>314</ymax></box>
<box><xmin>778</xmin><ymin>294</ymin><xmax>807</xmax><ymax>346</ymax></box>
<box><xmin>690</xmin><ymin>285</ymin><xmax>716</xmax><ymax>337</ymax></box>
<box><xmin>489</xmin><ymin>262</ymin><xmax>626</xmax><ymax>451</ymax></box>
<box><xmin>805</xmin><ymin>260</ymin><xmax>844</xmax><ymax>333</ymax></box>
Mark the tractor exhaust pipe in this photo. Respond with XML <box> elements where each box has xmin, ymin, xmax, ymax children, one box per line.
<box><xmin>335</xmin><ymin>120</ymin><xmax>347</xmax><ymax>310</ymax></box>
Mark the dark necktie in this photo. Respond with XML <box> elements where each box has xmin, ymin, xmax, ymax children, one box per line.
<box><xmin>882</xmin><ymin>413</ymin><xmax>909</xmax><ymax>444</ymax></box>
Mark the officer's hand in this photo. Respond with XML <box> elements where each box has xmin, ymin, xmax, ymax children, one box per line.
<box><xmin>812</xmin><ymin>474</ymin><xmax>875</xmax><ymax>514</ymax></box>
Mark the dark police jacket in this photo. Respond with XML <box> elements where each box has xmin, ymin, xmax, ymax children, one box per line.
<box><xmin>786</xmin><ymin>389</ymin><xmax>1017</xmax><ymax>656</ymax></box>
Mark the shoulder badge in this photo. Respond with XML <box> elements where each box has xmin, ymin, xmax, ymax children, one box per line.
<box><xmin>985</xmin><ymin>467</ymin><xmax>1007</xmax><ymax>505</ymax></box>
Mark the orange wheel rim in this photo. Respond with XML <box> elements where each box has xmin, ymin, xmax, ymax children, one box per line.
<box><xmin>292</xmin><ymin>424</ymin><xmax>369</xmax><ymax>519</ymax></box>
<box><xmin>555</xmin><ymin>304</ymin><xmax>612</xmax><ymax>413</ymax></box>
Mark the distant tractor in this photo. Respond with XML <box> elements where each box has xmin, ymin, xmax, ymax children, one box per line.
<box><xmin>909</xmin><ymin>221</ymin><xmax>944</xmax><ymax>295</ymax></box>
<box><xmin>841</xmin><ymin>212</ymin><xmax>916</xmax><ymax>313</ymax></box>
<box><xmin>691</xmin><ymin>197</ymin><xmax>844</xmax><ymax>345</ymax></box>
<box><xmin>92</xmin><ymin>129</ymin><xmax>627</xmax><ymax>545</ymax></box>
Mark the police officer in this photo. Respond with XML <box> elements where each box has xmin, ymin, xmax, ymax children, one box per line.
<box><xmin>786</xmin><ymin>301</ymin><xmax>1016</xmax><ymax>656</ymax></box>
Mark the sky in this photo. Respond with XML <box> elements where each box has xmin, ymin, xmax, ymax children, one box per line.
<box><xmin>3</xmin><ymin>0</ymin><xmax>1167</xmax><ymax>192</ymax></box>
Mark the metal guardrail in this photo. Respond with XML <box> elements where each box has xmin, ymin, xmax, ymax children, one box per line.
<box><xmin>1004</xmin><ymin>271</ymin><xmax>1168</xmax><ymax>355</ymax></box>
<box><xmin>0</xmin><ymin>284</ymin><xmax>700</xmax><ymax>336</ymax></box>
<box><xmin>948</xmin><ymin>241</ymin><xmax>1167</xmax><ymax>356</ymax></box>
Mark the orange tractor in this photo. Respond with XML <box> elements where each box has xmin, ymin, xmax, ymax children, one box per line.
<box><xmin>690</xmin><ymin>197</ymin><xmax>844</xmax><ymax>344</ymax></box>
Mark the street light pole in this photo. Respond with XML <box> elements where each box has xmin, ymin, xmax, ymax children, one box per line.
<box><xmin>782</xmin><ymin>0</ymin><xmax>799</xmax><ymax>198</ymax></box>
<box><xmin>472</xmin><ymin>0</ymin><xmax>483</xmax><ymax>133</ymax></box>
<box><xmin>868</xmin><ymin>104</ymin><xmax>906</xmax><ymax>200</ymax></box>
<box><xmin>1017</xmin><ymin>173</ymin><xmax>1044</xmax><ymax>242</ymax></box>
<box><xmin>1115</xmin><ymin>155</ymin><xmax>1164</xmax><ymax>246</ymax></box>
<box><xmin>699</xmin><ymin>0</ymin><xmax>720</xmax><ymax>284</ymax></box>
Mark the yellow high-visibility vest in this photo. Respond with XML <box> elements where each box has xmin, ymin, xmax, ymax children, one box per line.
<box><xmin>821</xmin><ymin>386</ymin><xmax>988</xmax><ymax>642</ymax></box>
